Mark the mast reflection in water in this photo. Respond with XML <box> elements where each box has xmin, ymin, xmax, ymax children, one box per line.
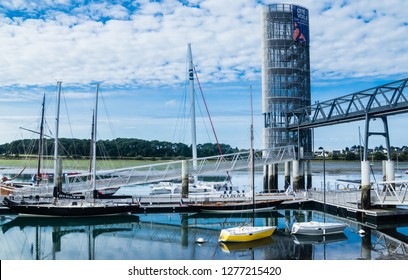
<box><xmin>0</xmin><ymin>210</ymin><xmax>407</xmax><ymax>260</ymax></box>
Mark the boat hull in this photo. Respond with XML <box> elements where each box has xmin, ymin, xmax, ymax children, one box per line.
<box><xmin>291</xmin><ymin>222</ymin><xmax>347</xmax><ymax>236</ymax></box>
<box><xmin>188</xmin><ymin>200</ymin><xmax>283</xmax><ymax>214</ymax></box>
<box><xmin>3</xmin><ymin>197</ymin><xmax>139</xmax><ymax>217</ymax></box>
<box><xmin>218</xmin><ymin>226</ymin><xmax>276</xmax><ymax>243</ymax></box>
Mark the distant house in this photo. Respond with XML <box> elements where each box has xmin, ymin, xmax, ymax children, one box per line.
<box><xmin>314</xmin><ymin>148</ymin><xmax>328</xmax><ymax>158</ymax></box>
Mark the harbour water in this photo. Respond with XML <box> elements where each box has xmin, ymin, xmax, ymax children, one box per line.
<box><xmin>1</xmin><ymin>210</ymin><xmax>407</xmax><ymax>260</ymax></box>
<box><xmin>1</xmin><ymin>161</ymin><xmax>408</xmax><ymax>260</ymax></box>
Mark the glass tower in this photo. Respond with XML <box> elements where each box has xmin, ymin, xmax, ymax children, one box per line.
<box><xmin>261</xmin><ymin>3</ymin><xmax>312</xmax><ymax>157</ymax></box>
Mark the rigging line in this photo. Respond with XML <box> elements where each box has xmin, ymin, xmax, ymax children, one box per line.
<box><xmin>193</xmin><ymin>66</ymin><xmax>232</xmax><ymax>185</ymax></box>
<box><xmin>60</xmin><ymin>88</ymin><xmax>80</xmax><ymax>169</ymax></box>
<box><xmin>172</xmin><ymin>77</ymin><xmax>189</xmax><ymax>145</ymax></box>
<box><xmin>172</xmin><ymin>57</ymin><xmax>190</xmax><ymax>146</ymax></box>
<box><xmin>100</xmin><ymin>91</ymin><xmax>122</xmax><ymax>161</ymax></box>
<box><xmin>194</xmin><ymin>88</ymin><xmax>213</xmax><ymax>144</ymax></box>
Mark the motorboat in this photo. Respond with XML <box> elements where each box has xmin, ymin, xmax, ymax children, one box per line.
<box><xmin>291</xmin><ymin>221</ymin><xmax>347</xmax><ymax>236</ymax></box>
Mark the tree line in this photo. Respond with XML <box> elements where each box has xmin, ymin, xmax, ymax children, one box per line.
<box><xmin>318</xmin><ymin>144</ymin><xmax>408</xmax><ymax>161</ymax></box>
<box><xmin>0</xmin><ymin>138</ymin><xmax>240</xmax><ymax>160</ymax></box>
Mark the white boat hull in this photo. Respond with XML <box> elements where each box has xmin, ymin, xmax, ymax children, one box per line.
<box><xmin>291</xmin><ymin>221</ymin><xmax>347</xmax><ymax>236</ymax></box>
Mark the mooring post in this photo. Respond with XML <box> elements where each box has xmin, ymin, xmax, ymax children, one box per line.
<box><xmin>361</xmin><ymin>160</ymin><xmax>371</xmax><ymax>209</ymax></box>
<box><xmin>268</xmin><ymin>164</ymin><xmax>279</xmax><ymax>192</ymax></box>
<box><xmin>299</xmin><ymin>160</ymin><xmax>305</xmax><ymax>190</ymax></box>
<box><xmin>284</xmin><ymin>161</ymin><xmax>291</xmax><ymax>190</ymax></box>
<box><xmin>181</xmin><ymin>160</ymin><xmax>189</xmax><ymax>198</ymax></box>
<box><xmin>382</xmin><ymin>160</ymin><xmax>387</xmax><ymax>181</ymax></box>
<box><xmin>386</xmin><ymin>160</ymin><xmax>395</xmax><ymax>190</ymax></box>
<box><xmin>263</xmin><ymin>165</ymin><xmax>269</xmax><ymax>193</ymax></box>
<box><xmin>307</xmin><ymin>160</ymin><xmax>312</xmax><ymax>189</ymax></box>
<box><xmin>293</xmin><ymin>160</ymin><xmax>300</xmax><ymax>192</ymax></box>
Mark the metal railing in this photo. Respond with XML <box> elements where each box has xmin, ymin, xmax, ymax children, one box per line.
<box><xmin>372</xmin><ymin>180</ymin><xmax>408</xmax><ymax>205</ymax></box>
<box><xmin>308</xmin><ymin>179</ymin><xmax>408</xmax><ymax>208</ymax></box>
<box><xmin>61</xmin><ymin>145</ymin><xmax>296</xmax><ymax>193</ymax></box>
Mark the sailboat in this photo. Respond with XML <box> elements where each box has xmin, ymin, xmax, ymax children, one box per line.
<box><xmin>3</xmin><ymin>82</ymin><xmax>139</xmax><ymax>217</ymax></box>
<box><xmin>217</xmin><ymin>86</ymin><xmax>277</xmax><ymax>243</ymax></box>
<box><xmin>149</xmin><ymin>43</ymin><xmax>237</xmax><ymax>195</ymax></box>
<box><xmin>291</xmin><ymin>149</ymin><xmax>347</xmax><ymax>236</ymax></box>
<box><xmin>0</xmin><ymin>95</ymin><xmax>49</xmax><ymax>195</ymax></box>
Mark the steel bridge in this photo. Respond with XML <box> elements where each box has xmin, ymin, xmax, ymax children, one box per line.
<box><xmin>286</xmin><ymin>77</ymin><xmax>408</xmax><ymax>130</ymax></box>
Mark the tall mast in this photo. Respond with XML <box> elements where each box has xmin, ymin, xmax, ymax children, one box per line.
<box><xmin>188</xmin><ymin>43</ymin><xmax>198</xmax><ymax>176</ymax></box>
<box><xmin>250</xmin><ymin>85</ymin><xmax>255</xmax><ymax>225</ymax></box>
<box><xmin>53</xmin><ymin>81</ymin><xmax>62</xmax><ymax>196</ymax></box>
<box><xmin>92</xmin><ymin>84</ymin><xmax>99</xmax><ymax>191</ymax></box>
<box><xmin>36</xmin><ymin>94</ymin><xmax>45</xmax><ymax>186</ymax></box>
<box><xmin>88</xmin><ymin>110</ymin><xmax>95</xmax><ymax>181</ymax></box>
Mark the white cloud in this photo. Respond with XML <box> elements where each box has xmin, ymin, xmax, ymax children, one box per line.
<box><xmin>0</xmin><ymin>0</ymin><xmax>407</xmax><ymax>148</ymax></box>
<box><xmin>0</xmin><ymin>0</ymin><xmax>406</xmax><ymax>88</ymax></box>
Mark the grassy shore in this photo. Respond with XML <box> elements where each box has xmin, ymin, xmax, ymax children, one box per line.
<box><xmin>0</xmin><ymin>157</ymin><xmax>173</xmax><ymax>171</ymax></box>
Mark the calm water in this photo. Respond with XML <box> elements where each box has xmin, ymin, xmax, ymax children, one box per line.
<box><xmin>1</xmin><ymin>210</ymin><xmax>407</xmax><ymax>260</ymax></box>
<box><xmin>1</xmin><ymin>161</ymin><xmax>408</xmax><ymax>260</ymax></box>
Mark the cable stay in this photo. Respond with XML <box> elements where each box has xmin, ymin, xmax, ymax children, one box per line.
<box><xmin>193</xmin><ymin>66</ymin><xmax>233</xmax><ymax>185</ymax></box>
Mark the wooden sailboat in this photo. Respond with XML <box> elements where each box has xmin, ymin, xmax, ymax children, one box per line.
<box><xmin>3</xmin><ymin>83</ymin><xmax>139</xmax><ymax>217</ymax></box>
<box><xmin>291</xmin><ymin>149</ymin><xmax>347</xmax><ymax>236</ymax></box>
<box><xmin>0</xmin><ymin>95</ymin><xmax>48</xmax><ymax>195</ymax></box>
<box><xmin>218</xmin><ymin>86</ymin><xmax>276</xmax><ymax>243</ymax></box>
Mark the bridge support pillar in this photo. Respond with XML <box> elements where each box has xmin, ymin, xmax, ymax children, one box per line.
<box><xmin>293</xmin><ymin>160</ymin><xmax>300</xmax><ymax>192</ymax></box>
<box><xmin>385</xmin><ymin>160</ymin><xmax>395</xmax><ymax>192</ymax></box>
<box><xmin>385</xmin><ymin>160</ymin><xmax>395</xmax><ymax>181</ymax></box>
<box><xmin>263</xmin><ymin>165</ymin><xmax>269</xmax><ymax>192</ymax></box>
<box><xmin>382</xmin><ymin>160</ymin><xmax>387</xmax><ymax>181</ymax></box>
<box><xmin>361</xmin><ymin>160</ymin><xmax>371</xmax><ymax>209</ymax></box>
<box><xmin>306</xmin><ymin>160</ymin><xmax>312</xmax><ymax>189</ymax></box>
<box><xmin>284</xmin><ymin>161</ymin><xmax>291</xmax><ymax>190</ymax></box>
<box><xmin>181</xmin><ymin>160</ymin><xmax>189</xmax><ymax>198</ymax></box>
<box><xmin>268</xmin><ymin>164</ymin><xmax>279</xmax><ymax>192</ymax></box>
<box><xmin>299</xmin><ymin>160</ymin><xmax>305</xmax><ymax>190</ymax></box>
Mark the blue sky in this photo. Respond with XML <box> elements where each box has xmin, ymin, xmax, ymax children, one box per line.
<box><xmin>0</xmin><ymin>0</ymin><xmax>407</xmax><ymax>150</ymax></box>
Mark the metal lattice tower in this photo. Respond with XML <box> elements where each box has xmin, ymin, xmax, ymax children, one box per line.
<box><xmin>261</xmin><ymin>3</ymin><xmax>312</xmax><ymax>158</ymax></box>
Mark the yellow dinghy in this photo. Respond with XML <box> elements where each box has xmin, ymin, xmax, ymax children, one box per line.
<box><xmin>218</xmin><ymin>226</ymin><xmax>276</xmax><ymax>243</ymax></box>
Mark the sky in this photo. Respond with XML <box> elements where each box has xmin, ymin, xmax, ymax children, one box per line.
<box><xmin>0</xmin><ymin>0</ymin><xmax>407</xmax><ymax>151</ymax></box>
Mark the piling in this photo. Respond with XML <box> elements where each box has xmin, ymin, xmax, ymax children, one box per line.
<box><xmin>299</xmin><ymin>160</ymin><xmax>305</xmax><ymax>190</ymax></box>
<box><xmin>181</xmin><ymin>160</ymin><xmax>188</xmax><ymax>198</ymax></box>
<box><xmin>268</xmin><ymin>164</ymin><xmax>279</xmax><ymax>192</ymax></box>
<box><xmin>284</xmin><ymin>161</ymin><xmax>291</xmax><ymax>190</ymax></box>
<box><xmin>306</xmin><ymin>160</ymin><xmax>312</xmax><ymax>189</ymax></box>
<box><xmin>361</xmin><ymin>161</ymin><xmax>371</xmax><ymax>209</ymax></box>
<box><xmin>263</xmin><ymin>165</ymin><xmax>269</xmax><ymax>193</ymax></box>
<box><xmin>385</xmin><ymin>160</ymin><xmax>395</xmax><ymax>181</ymax></box>
<box><xmin>382</xmin><ymin>160</ymin><xmax>387</xmax><ymax>182</ymax></box>
<box><xmin>293</xmin><ymin>160</ymin><xmax>300</xmax><ymax>192</ymax></box>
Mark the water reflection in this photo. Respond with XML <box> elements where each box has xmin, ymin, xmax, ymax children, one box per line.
<box><xmin>0</xmin><ymin>210</ymin><xmax>407</xmax><ymax>260</ymax></box>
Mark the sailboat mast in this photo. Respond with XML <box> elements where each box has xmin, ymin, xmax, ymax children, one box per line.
<box><xmin>250</xmin><ymin>85</ymin><xmax>255</xmax><ymax>225</ymax></box>
<box><xmin>188</xmin><ymin>43</ymin><xmax>198</xmax><ymax>175</ymax></box>
<box><xmin>36</xmin><ymin>94</ymin><xmax>45</xmax><ymax>186</ymax></box>
<box><xmin>53</xmin><ymin>81</ymin><xmax>62</xmax><ymax>196</ymax></box>
<box><xmin>92</xmin><ymin>84</ymin><xmax>99</xmax><ymax>191</ymax></box>
<box><xmin>88</xmin><ymin>110</ymin><xmax>95</xmax><ymax>181</ymax></box>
